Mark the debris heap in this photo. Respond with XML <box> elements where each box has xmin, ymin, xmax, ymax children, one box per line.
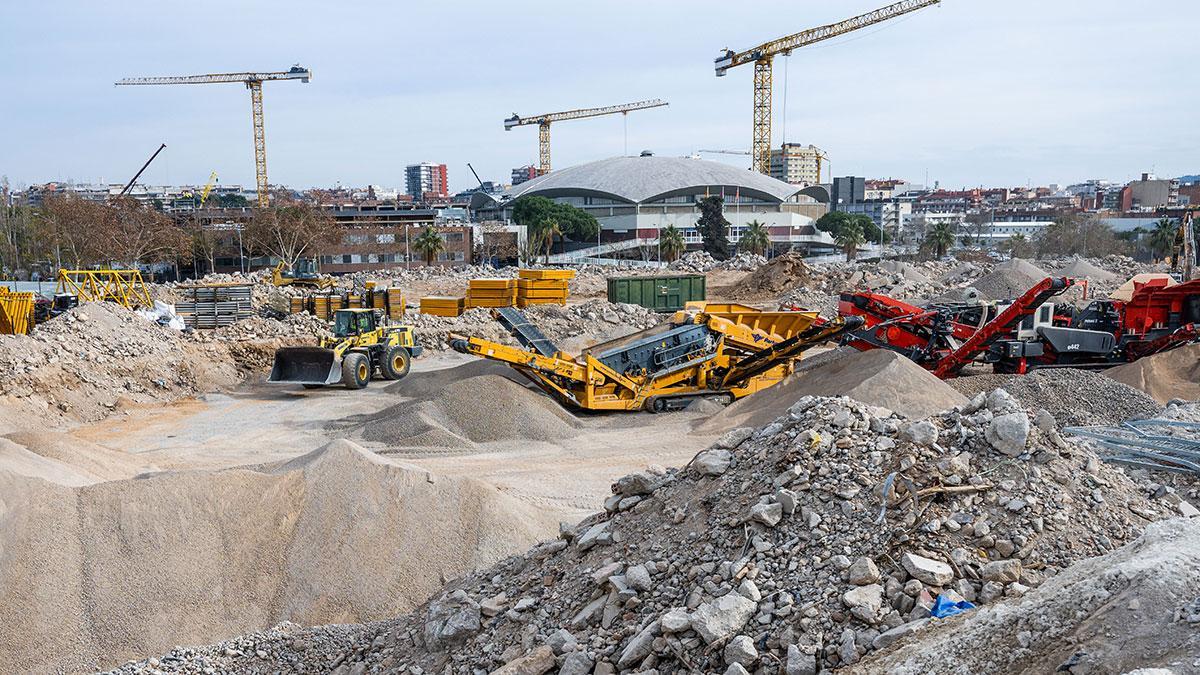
<box><xmin>109</xmin><ymin>390</ymin><xmax>1178</xmax><ymax>674</ymax></box>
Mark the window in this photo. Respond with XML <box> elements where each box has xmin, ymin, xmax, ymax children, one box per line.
<box><xmin>319</xmin><ymin>256</ymin><xmax>333</xmax><ymax>265</ymax></box>
<box><xmin>440</xmin><ymin>231</ymin><xmax>464</xmax><ymax>243</ymax></box>
<box><xmin>367</xmin><ymin>254</ymin><xmax>379</xmax><ymax>264</ymax></box>
<box><xmin>341</xmin><ymin>254</ymin><xmax>352</xmax><ymax>264</ymax></box>
<box><xmin>376</xmin><ymin>233</ymin><xmax>395</xmax><ymax>244</ymax></box>
<box><xmin>344</xmin><ymin>233</ymin><xmax>368</xmax><ymax>245</ymax></box>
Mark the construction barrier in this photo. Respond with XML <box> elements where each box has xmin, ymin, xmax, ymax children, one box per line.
<box><xmin>55</xmin><ymin>269</ymin><xmax>152</xmax><ymax>309</ymax></box>
<box><xmin>0</xmin><ymin>287</ymin><xmax>36</xmax><ymax>335</ymax></box>
<box><xmin>420</xmin><ymin>296</ymin><xmax>466</xmax><ymax>317</ymax></box>
<box><xmin>289</xmin><ymin>286</ymin><xmax>407</xmax><ymax>322</ymax></box>
<box><xmin>516</xmin><ymin>268</ymin><xmax>572</xmax><ymax>307</ymax></box>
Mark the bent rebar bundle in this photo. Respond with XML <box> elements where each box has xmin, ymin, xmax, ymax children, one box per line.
<box><xmin>1065</xmin><ymin>419</ymin><xmax>1200</xmax><ymax>476</ymax></box>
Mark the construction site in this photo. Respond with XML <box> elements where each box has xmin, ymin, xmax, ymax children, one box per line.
<box><xmin>3</xmin><ymin>2</ymin><xmax>1200</xmax><ymax>675</ymax></box>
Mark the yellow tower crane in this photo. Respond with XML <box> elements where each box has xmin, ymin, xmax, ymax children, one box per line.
<box><xmin>116</xmin><ymin>65</ymin><xmax>312</xmax><ymax>207</ymax></box>
<box><xmin>198</xmin><ymin>171</ymin><xmax>219</xmax><ymax>207</ymax></box>
<box><xmin>715</xmin><ymin>0</ymin><xmax>939</xmax><ymax>175</ymax></box>
<box><xmin>505</xmin><ymin>99</ymin><xmax>668</xmax><ymax>174</ymax></box>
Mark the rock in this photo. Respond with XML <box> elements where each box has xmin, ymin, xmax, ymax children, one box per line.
<box><xmin>724</xmin><ymin>635</ymin><xmax>758</xmax><ymax>666</ymax></box>
<box><xmin>986</xmin><ymin>412</ymin><xmax>1030</xmax><ymax>456</ymax></box>
<box><xmin>694</xmin><ymin>448</ymin><xmax>733</xmax><ymax>476</ymax></box>
<box><xmin>715</xmin><ymin>427</ymin><xmax>755</xmax><ymax>449</ymax></box>
<box><xmin>986</xmin><ymin>388</ymin><xmax>1018</xmax><ymax>413</ymax></box>
<box><xmin>489</xmin><ymin>645</ymin><xmax>556</xmax><ymax>675</ymax></box>
<box><xmin>978</xmin><ymin>581</ymin><xmax>1005</xmax><ymax>603</ymax></box>
<box><xmin>841</xmin><ymin>584</ymin><xmax>883</xmax><ymax>614</ymax></box>
<box><xmin>724</xmin><ymin>665</ymin><xmax>750</xmax><ymax>675</ymax></box>
<box><xmin>546</xmin><ymin>628</ymin><xmax>577</xmax><ymax>655</ymax></box>
<box><xmin>616</xmin><ymin>620</ymin><xmax>659</xmax><ymax>669</ymax></box>
<box><xmin>981</xmin><ymin>559</ymin><xmax>1023</xmax><ymax>583</ymax></box>
<box><xmin>776</xmin><ymin>488</ymin><xmax>799</xmax><ymax>514</ymax></box>
<box><xmin>424</xmin><ymin>591</ymin><xmax>481</xmax><ymax>649</ymax></box>
<box><xmin>737</xmin><ymin>579</ymin><xmax>761</xmax><ymax>602</ymax></box>
<box><xmin>626</xmin><ymin>564</ymin><xmax>653</xmax><ymax>592</ymax></box>
<box><xmin>558</xmin><ymin>652</ymin><xmax>594</xmax><ymax>675</ymax></box>
<box><xmin>900</xmin><ymin>553</ymin><xmax>954</xmax><ymax>586</ymax></box>
<box><xmin>786</xmin><ymin>644</ymin><xmax>817</xmax><ymax>675</ymax></box>
<box><xmin>577</xmin><ymin>522</ymin><xmax>611</xmax><ymax>551</ymax></box>
<box><xmin>660</xmin><ymin>607</ymin><xmax>691</xmax><ymax>633</ymax></box>
<box><xmin>848</xmin><ymin>556</ymin><xmax>881</xmax><ymax>585</ymax></box>
<box><xmin>691</xmin><ymin>593</ymin><xmax>757</xmax><ymax>644</ymax></box>
<box><xmin>872</xmin><ymin>618</ymin><xmax>930</xmax><ymax>650</ymax></box>
<box><xmin>900</xmin><ymin>420</ymin><xmax>939</xmax><ymax>446</ymax></box>
<box><xmin>615</xmin><ymin>471</ymin><xmax>657</xmax><ymax>496</ymax></box>
<box><xmin>748</xmin><ymin>502</ymin><xmax>783</xmax><ymax>527</ymax></box>
<box><xmin>480</xmin><ymin>593</ymin><xmax>508</xmax><ymax>617</ymax></box>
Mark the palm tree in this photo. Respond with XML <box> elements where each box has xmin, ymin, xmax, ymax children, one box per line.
<box><xmin>737</xmin><ymin>219</ymin><xmax>771</xmax><ymax>256</ymax></box>
<box><xmin>925</xmin><ymin>221</ymin><xmax>957</xmax><ymax>259</ymax></box>
<box><xmin>537</xmin><ymin>218</ymin><xmax>562</xmax><ymax>264</ymax></box>
<box><xmin>659</xmin><ymin>224</ymin><xmax>686</xmax><ymax>262</ymax></box>
<box><xmin>834</xmin><ymin>221</ymin><xmax>866</xmax><ymax>260</ymax></box>
<box><xmin>412</xmin><ymin>227</ymin><xmax>445</xmax><ymax>266</ymax></box>
<box><xmin>1147</xmin><ymin>217</ymin><xmax>1178</xmax><ymax>261</ymax></box>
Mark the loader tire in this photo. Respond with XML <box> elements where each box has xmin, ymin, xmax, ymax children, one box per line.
<box><xmin>342</xmin><ymin>353</ymin><xmax>370</xmax><ymax>390</ymax></box>
<box><xmin>380</xmin><ymin>346</ymin><xmax>411</xmax><ymax>381</ymax></box>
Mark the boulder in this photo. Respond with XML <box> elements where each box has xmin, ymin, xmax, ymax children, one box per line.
<box><xmin>900</xmin><ymin>552</ymin><xmax>954</xmax><ymax>586</ymax></box>
<box><xmin>987</xmin><ymin>413</ymin><xmax>1030</xmax><ymax>456</ymax></box>
<box><xmin>691</xmin><ymin>593</ymin><xmax>757</xmax><ymax>644</ymax></box>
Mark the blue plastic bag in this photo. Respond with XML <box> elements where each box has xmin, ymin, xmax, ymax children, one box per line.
<box><xmin>930</xmin><ymin>593</ymin><xmax>975</xmax><ymax>619</ymax></box>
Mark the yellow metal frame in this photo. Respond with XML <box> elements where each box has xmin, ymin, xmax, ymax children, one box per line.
<box><xmin>55</xmin><ymin>269</ymin><xmax>152</xmax><ymax>309</ymax></box>
<box><xmin>0</xmin><ymin>287</ymin><xmax>36</xmax><ymax>335</ymax></box>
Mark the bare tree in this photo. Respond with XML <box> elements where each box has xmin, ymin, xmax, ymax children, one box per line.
<box><xmin>101</xmin><ymin>196</ymin><xmax>190</xmax><ymax>266</ymax></box>
<box><xmin>39</xmin><ymin>194</ymin><xmax>108</xmax><ymax>268</ymax></box>
<box><xmin>244</xmin><ymin>199</ymin><xmax>339</xmax><ymax>269</ymax></box>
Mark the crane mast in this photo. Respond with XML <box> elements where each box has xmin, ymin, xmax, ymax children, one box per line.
<box><xmin>504</xmin><ymin>99</ymin><xmax>668</xmax><ymax>174</ymax></box>
<box><xmin>715</xmin><ymin>0</ymin><xmax>939</xmax><ymax>174</ymax></box>
<box><xmin>116</xmin><ymin>66</ymin><xmax>312</xmax><ymax>207</ymax></box>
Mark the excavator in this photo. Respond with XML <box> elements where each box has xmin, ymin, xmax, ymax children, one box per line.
<box><xmin>268</xmin><ymin>308</ymin><xmax>421</xmax><ymax>389</ymax></box>
<box><xmin>450</xmin><ymin>303</ymin><xmax>863</xmax><ymax>412</ymax></box>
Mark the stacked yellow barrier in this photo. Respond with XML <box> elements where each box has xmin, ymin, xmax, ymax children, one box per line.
<box><xmin>516</xmin><ymin>268</ymin><xmax>573</xmax><ymax>307</ymax></box>
<box><xmin>421</xmin><ymin>296</ymin><xmax>466</xmax><ymax>317</ymax></box>
<box><xmin>466</xmin><ymin>279</ymin><xmax>516</xmax><ymax>308</ymax></box>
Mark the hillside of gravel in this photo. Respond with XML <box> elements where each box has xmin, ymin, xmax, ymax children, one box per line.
<box><xmin>864</xmin><ymin>517</ymin><xmax>1200</xmax><ymax>674</ymax></box>
<box><xmin>111</xmin><ymin>390</ymin><xmax>1184</xmax><ymax>674</ymax></box>
<box><xmin>0</xmin><ymin>439</ymin><xmax>556</xmax><ymax>673</ymax></box>
<box><xmin>1105</xmin><ymin>343</ymin><xmax>1200</xmax><ymax>404</ymax></box>
<box><xmin>949</xmin><ymin>368</ymin><xmax>1163</xmax><ymax>425</ymax></box>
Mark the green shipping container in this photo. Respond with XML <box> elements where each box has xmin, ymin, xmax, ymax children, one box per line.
<box><xmin>606</xmin><ymin>275</ymin><xmax>706</xmax><ymax>312</ymax></box>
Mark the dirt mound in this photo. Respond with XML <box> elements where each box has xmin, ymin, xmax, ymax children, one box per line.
<box><xmin>0</xmin><ymin>430</ymin><xmax>145</xmax><ymax>486</ymax></box>
<box><xmin>356</xmin><ymin>374</ymin><xmax>580</xmax><ymax>447</ymax></box>
<box><xmin>969</xmin><ymin>258</ymin><xmax>1048</xmax><ymax>300</ymax></box>
<box><xmin>703</xmin><ymin>349</ymin><xmax>966</xmax><ymax>430</ymax></box>
<box><xmin>130</xmin><ymin>392</ymin><xmax>1178</xmax><ymax>673</ymax></box>
<box><xmin>0</xmin><ymin>439</ymin><xmax>556</xmax><ymax>673</ymax></box>
<box><xmin>866</xmin><ymin>518</ymin><xmax>1200</xmax><ymax>674</ymax></box>
<box><xmin>1057</xmin><ymin>256</ymin><xmax>1119</xmax><ymax>282</ymax></box>
<box><xmin>729</xmin><ymin>252</ymin><xmax>812</xmax><ymax>299</ymax></box>
<box><xmin>1106</xmin><ymin>344</ymin><xmax>1200</xmax><ymax>404</ymax></box>
<box><xmin>386</xmin><ymin>358</ymin><xmax>528</xmax><ymax>397</ymax></box>
<box><xmin>950</xmin><ymin>368</ymin><xmax>1162</xmax><ymax>425</ymax></box>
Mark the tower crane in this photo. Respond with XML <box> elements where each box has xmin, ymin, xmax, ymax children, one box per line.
<box><xmin>198</xmin><ymin>171</ymin><xmax>219</xmax><ymax>208</ymax></box>
<box><xmin>116</xmin><ymin>65</ymin><xmax>312</xmax><ymax>208</ymax></box>
<box><xmin>715</xmin><ymin>0</ymin><xmax>939</xmax><ymax>174</ymax></box>
<box><xmin>504</xmin><ymin>99</ymin><xmax>668</xmax><ymax>174</ymax></box>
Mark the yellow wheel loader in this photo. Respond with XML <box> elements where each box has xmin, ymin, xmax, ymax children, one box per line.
<box><xmin>268</xmin><ymin>308</ymin><xmax>422</xmax><ymax>389</ymax></box>
<box><xmin>271</xmin><ymin>258</ymin><xmax>335</xmax><ymax>290</ymax></box>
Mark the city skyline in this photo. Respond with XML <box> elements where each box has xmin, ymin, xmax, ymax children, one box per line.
<box><xmin>2</xmin><ymin>0</ymin><xmax>1197</xmax><ymax>193</ymax></box>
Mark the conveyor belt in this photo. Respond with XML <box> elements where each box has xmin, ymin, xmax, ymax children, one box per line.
<box><xmin>494</xmin><ymin>306</ymin><xmax>559</xmax><ymax>356</ymax></box>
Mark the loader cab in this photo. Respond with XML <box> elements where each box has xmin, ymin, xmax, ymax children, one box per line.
<box><xmin>333</xmin><ymin>309</ymin><xmax>377</xmax><ymax>337</ymax></box>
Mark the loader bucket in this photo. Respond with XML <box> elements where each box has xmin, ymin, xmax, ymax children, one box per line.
<box><xmin>268</xmin><ymin>347</ymin><xmax>342</xmax><ymax>386</ymax></box>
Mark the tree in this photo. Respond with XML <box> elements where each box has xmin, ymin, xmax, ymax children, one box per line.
<box><xmin>835</xmin><ymin>220</ymin><xmax>866</xmax><ymax>260</ymax></box>
<box><xmin>924</xmin><ymin>221</ymin><xmax>957</xmax><ymax>259</ymax></box>
<box><xmin>101</xmin><ymin>196</ymin><xmax>190</xmax><ymax>267</ymax></box>
<box><xmin>245</xmin><ymin>199</ymin><xmax>340</xmax><ymax>270</ymax></box>
<box><xmin>1034</xmin><ymin>213</ymin><xmax>1129</xmax><ymax>258</ymax></box>
<box><xmin>1147</xmin><ymin>217</ymin><xmax>1178</xmax><ymax>261</ymax></box>
<box><xmin>659</xmin><ymin>224</ymin><xmax>686</xmax><ymax>262</ymax></box>
<box><xmin>738</xmin><ymin>220</ymin><xmax>771</xmax><ymax>256</ymax></box>
<box><xmin>511</xmin><ymin>196</ymin><xmax>599</xmax><ymax>244</ymax></box>
<box><xmin>999</xmin><ymin>233</ymin><xmax>1034</xmax><ymax>259</ymax></box>
<box><xmin>39</xmin><ymin>194</ymin><xmax>108</xmax><ymax>268</ymax></box>
<box><xmin>816</xmin><ymin>210</ymin><xmax>887</xmax><ymax>244</ymax></box>
<box><xmin>965</xmin><ymin>211</ymin><xmax>994</xmax><ymax>248</ymax></box>
<box><xmin>696</xmin><ymin>196</ymin><xmax>731</xmax><ymax>260</ymax></box>
<box><xmin>538</xmin><ymin>218</ymin><xmax>562</xmax><ymax>264</ymax></box>
<box><xmin>412</xmin><ymin>227</ymin><xmax>446</xmax><ymax>266</ymax></box>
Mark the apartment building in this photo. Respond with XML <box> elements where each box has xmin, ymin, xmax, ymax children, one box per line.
<box><xmin>405</xmin><ymin>163</ymin><xmax>449</xmax><ymax>200</ymax></box>
<box><xmin>768</xmin><ymin>144</ymin><xmax>824</xmax><ymax>185</ymax></box>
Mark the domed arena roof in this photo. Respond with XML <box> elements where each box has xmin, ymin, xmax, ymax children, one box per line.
<box><xmin>495</xmin><ymin>155</ymin><xmax>806</xmax><ymax>205</ymax></box>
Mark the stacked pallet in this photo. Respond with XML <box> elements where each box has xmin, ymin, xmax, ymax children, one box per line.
<box><xmin>420</xmin><ymin>296</ymin><xmax>466</xmax><ymax>317</ymax></box>
<box><xmin>466</xmin><ymin>279</ymin><xmax>517</xmax><ymax>309</ymax></box>
<box><xmin>516</xmin><ymin>268</ymin><xmax>573</xmax><ymax>307</ymax></box>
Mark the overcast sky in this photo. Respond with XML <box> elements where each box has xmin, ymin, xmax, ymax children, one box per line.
<box><xmin>2</xmin><ymin>1</ymin><xmax>1196</xmax><ymax>193</ymax></box>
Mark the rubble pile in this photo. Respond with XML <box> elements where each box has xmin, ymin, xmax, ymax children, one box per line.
<box><xmin>950</xmin><ymin>368</ymin><xmax>1162</xmax><ymax>426</ymax></box>
<box><xmin>185</xmin><ymin>313</ymin><xmax>330</xmax><ymax>344</ymax></box>
<box><xmin>670</xmin><ymin>252</ymin><xmax>768</xmax><ymax>273</ymax></box>
<box><xmin>114</xmin><ymin>390</ymin><xmax>1180</xmax><ymax>674</ymax></box>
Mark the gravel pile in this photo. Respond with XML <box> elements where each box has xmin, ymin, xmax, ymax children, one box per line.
<box><xmin>669</xmin><ymin>251</ymin><xmax>767</xmax><ymax>273</ymax></box>
<box><xmin>112</xmin><ymin>390</ymin><xmax>1181</xmax><ymax>674</ymax></box>
<box><xmin>949</xmin><ymin>369</ymin><xmax>1162</xmax><ymax>426</ymax></box>
<box><xmin>406</xmin><ymin>300</ymin><xmax>661</xmax><ymax>352</ymax></box>
<box><xmin>969</xmin><ymin>259</ymin><xmax>1048</xmax><ymax>301</ymax></box>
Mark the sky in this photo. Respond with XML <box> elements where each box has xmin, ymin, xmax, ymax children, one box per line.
<box><xmin>1</xmin><ymin>1</ymin><xmax>1197</xmax><ymax>194</ymax></box>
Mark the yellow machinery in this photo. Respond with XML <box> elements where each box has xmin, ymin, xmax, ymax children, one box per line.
<box><xmin>55</xmin><ymin>269</ymin><xmax>152</xmax><ymax>309</ymax></box>
<box><xmin>116</xmin><ymin>66</ymin><xmax>312</xmax><ymax>208</ymax></box>
<box><xmin>505</xmin><ymin>99</ymin><xmax>668</xmax><ymax>174</ymax></box>
<box><xmin>268</xmin><ymin>308</ymin><xmax>422</xmax><ymax>390</ymax></box>
<box><xmin>0</xmin><ymin>287</ymin><xmax>36</xmax><ymax>335</ymax></box>
<box><xmin>450</xmin><ymin>304</ymin><xmax>863</xmax><ymax>412</ymax></box>
<box><xmin>272</xmin><ymin>258</ymin><xmax>335</xmax><ymax>290</ymax></box>
<box><xmin>714</xmin><ymin>0</ymin><xmax>940</xmax><ymax>174</ymax></box>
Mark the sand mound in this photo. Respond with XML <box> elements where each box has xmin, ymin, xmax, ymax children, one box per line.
<box><xmin>357</xmin><ymin>374</ymin><xmax>580</xmax><ymax>447</ymax></box>
<box><xmin>1110</xmin><ymin>273</ymin><xmax>1177</xmax><ymax>301</ymax></box>
<box><xmin>386</xmin><ymin>358</ymin><xmax>528</xmax><ymax>397</ymax></box>
<box><xmin>730</xmin><ymin>252</ymin><xmax>812</xmax><ymax>299</ymax></box>
<box><xmin>1058</xmin><ymin>256</ymin><xmax>1119</xmax><ymax>282</ymax></box>
<box><xmin>702</xmin><ymin>349</ymin><xmax>966</xmax><ymax>430</ymax></box>
<box><xmin>969</xmin><ymin>258</ymin><xmax>1047</xmax><ymax>300</ymax></box>
<box><xmin>1106</xmin><ymin>343</ymin><xmax>1200</xmax><ymax>404</ymax></box>
<box><xmin>0</xmin><ymin>439</ymin><xmax>556</xmax><ymax>673</ymax></box>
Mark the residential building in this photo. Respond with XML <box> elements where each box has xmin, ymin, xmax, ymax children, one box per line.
<box><xmin>1126</xmin><ymin>173</ymin><xmax>1180</xmax><ymax>210</ymax></box>
<box><xmin>511</xmin><ymin>165</ymin><xmax>539</xmax><ymax>186</ymax></box>
<box><xmin>768</xmin><ymin>144</ymin><xmax>824</xmax><ymax>185</ymax></box>
<box><xmin>405</xmin><ymin>163</ymin><xmax>449</xmax><ymax>200</ymax></box>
